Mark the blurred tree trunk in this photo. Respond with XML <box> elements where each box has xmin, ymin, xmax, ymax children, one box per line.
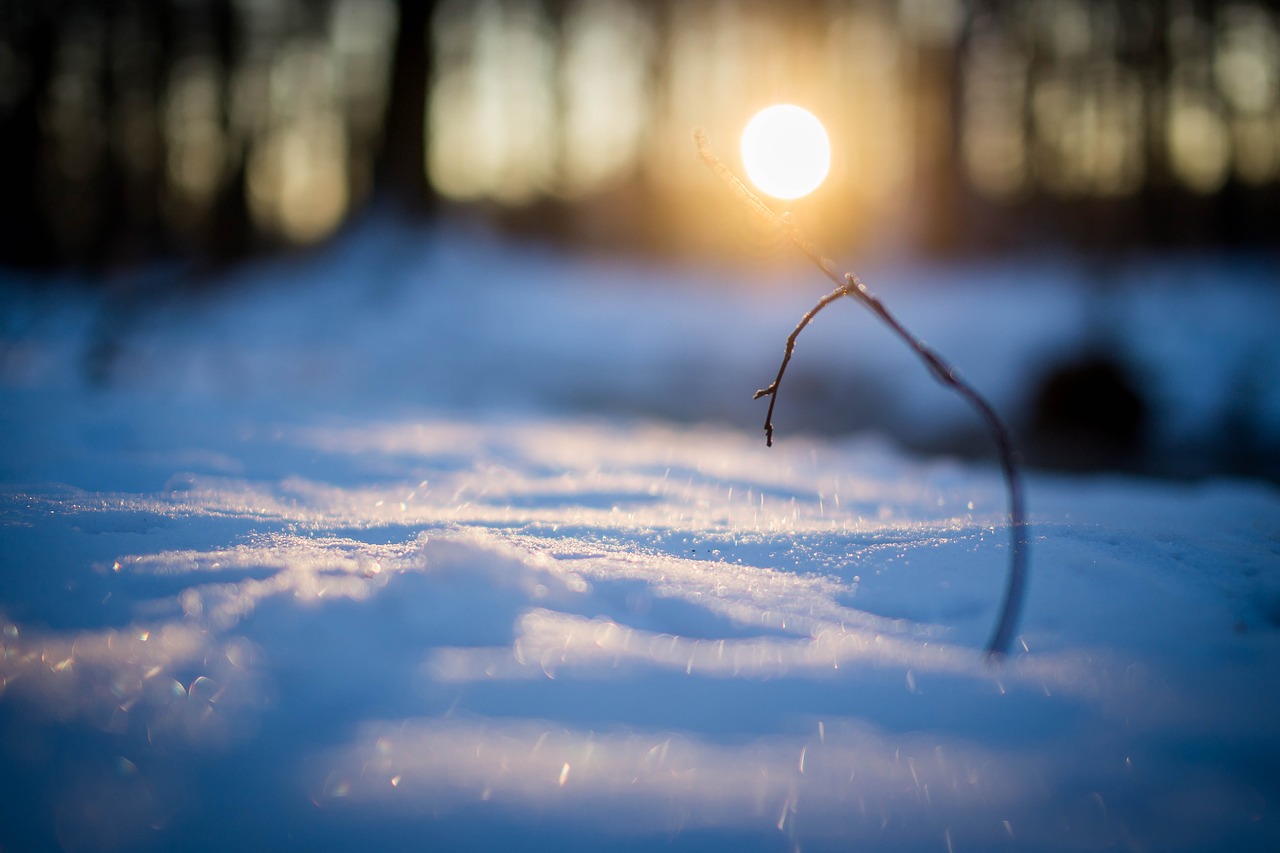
<box><xmin>376</xmin><ymin>0</ymin><xmax>436</xmax><ymax>214</ymax></box>
<box><xmin>205</xmin><ymin>0</ymin><xmax>255</xmax><ymax>266</ymax></box>
<box><xmin>0</xmin><ymin>5</ymin><xmax>58</xmax><ymax>268</ymax></box>
<box><xmin>914</xmin><ymin>38</ymin><xmax>965</xmax><ymax>254</ymax></box>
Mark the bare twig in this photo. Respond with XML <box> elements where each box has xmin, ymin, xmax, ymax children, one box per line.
<box><xmin>753</xmin><ymin>283</ymin><xmax>852</xmax><ymax>447</ymax></box>
<box><xmin>696</xmin><ymin>128</ymin><xmax>1029</xmax><ymax>658</ymax></box>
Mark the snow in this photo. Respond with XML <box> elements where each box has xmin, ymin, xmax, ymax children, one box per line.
<box><xmin>2</xmin><ymin>216</ymin><xmax>1279</xmax><ymax>851</ymax></box>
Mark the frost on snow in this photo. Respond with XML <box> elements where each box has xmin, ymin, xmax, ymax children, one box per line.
<box><xmin>2</xmin><ymin>409</ymin><xmax>1278</xmax><ymax>851</ymax></box>
<box><xmin>1</xmin><ymin>225</ymin><xmax>1279</xmax><ymax>850</ymax></box>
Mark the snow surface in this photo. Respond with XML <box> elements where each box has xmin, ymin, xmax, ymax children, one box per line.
<box><xmin>2</xmin><ymin>218</ymin><xmax>1279</xmax><ymax>851</ymax></box>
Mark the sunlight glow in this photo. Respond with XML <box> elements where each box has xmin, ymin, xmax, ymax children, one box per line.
<box><xmin>740</xmin><ymin>104</ymin><xmax>831</xmax><ymax>200</ymax></box>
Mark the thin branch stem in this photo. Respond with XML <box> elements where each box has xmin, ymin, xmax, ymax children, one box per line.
<box><xmin>696</xmin><ymin>128</ymin><xmax>1029</xmax><ymax>658</ymax></box>
<box><xmin>754</xmin><ymin>283</ymin><xmax>852</xmax><ymax>447</ymax></box>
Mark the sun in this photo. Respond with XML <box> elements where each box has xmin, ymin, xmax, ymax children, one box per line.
<box><xmin>740</xmin><ymin>104</ymin><xmax>831</xmax><ymax>200</ymax></box>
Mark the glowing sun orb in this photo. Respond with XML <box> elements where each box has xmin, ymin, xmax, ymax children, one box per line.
<box><xmin>740</xmin><ymin>104</ymin><xmax>831</xmax><ymax>200</ymax></box>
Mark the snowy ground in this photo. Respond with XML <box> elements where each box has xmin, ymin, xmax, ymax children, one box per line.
<box><xmin>2</xmin><ymin>219</ymin><xmax>1279</xmax><ymax>851</ymax></box>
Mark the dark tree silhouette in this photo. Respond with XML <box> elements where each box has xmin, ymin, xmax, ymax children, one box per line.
<box><xmin>0</xmin><ymin>4</ymin><xmax>59</xmax><ymax>268</ymax></box>
<box><xmin>375</xmin><ymin>0</ymin><xmax>436</xmax><ymax>214</ymax></box>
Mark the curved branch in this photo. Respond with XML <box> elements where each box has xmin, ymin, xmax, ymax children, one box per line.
<box><xmin>696</xmin><ymin>128</ymin><xmax>1029</xmax><ymax>658</ymax></box>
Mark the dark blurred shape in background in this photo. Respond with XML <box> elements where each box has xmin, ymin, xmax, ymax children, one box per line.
<box><xmin>2</xmin><ymin>0</ymin><xmax>1279</xmax><ymax>271</ymax></box>
<box><xmin>1028</xmin><ymin>353</ymin><xmax>1149</xmax><ymax>472</ymax></box>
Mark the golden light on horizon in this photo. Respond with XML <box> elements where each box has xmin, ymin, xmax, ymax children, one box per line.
<box><xmin>739</xmin><ymin>104</ymin><xmax>831</xmax><ymax>200</ymax></box>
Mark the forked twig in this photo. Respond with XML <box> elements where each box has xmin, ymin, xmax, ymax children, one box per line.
<box><xmin>696</xmin><ymin>128</ymin><xmax>1029</xmax><ymax>657</ymax></box>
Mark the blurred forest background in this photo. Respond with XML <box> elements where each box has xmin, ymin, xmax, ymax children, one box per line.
<box><xmin>3</xmin><ymin>0</ymin><xmax>1279</xmax><ymax>272</ymax></box>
